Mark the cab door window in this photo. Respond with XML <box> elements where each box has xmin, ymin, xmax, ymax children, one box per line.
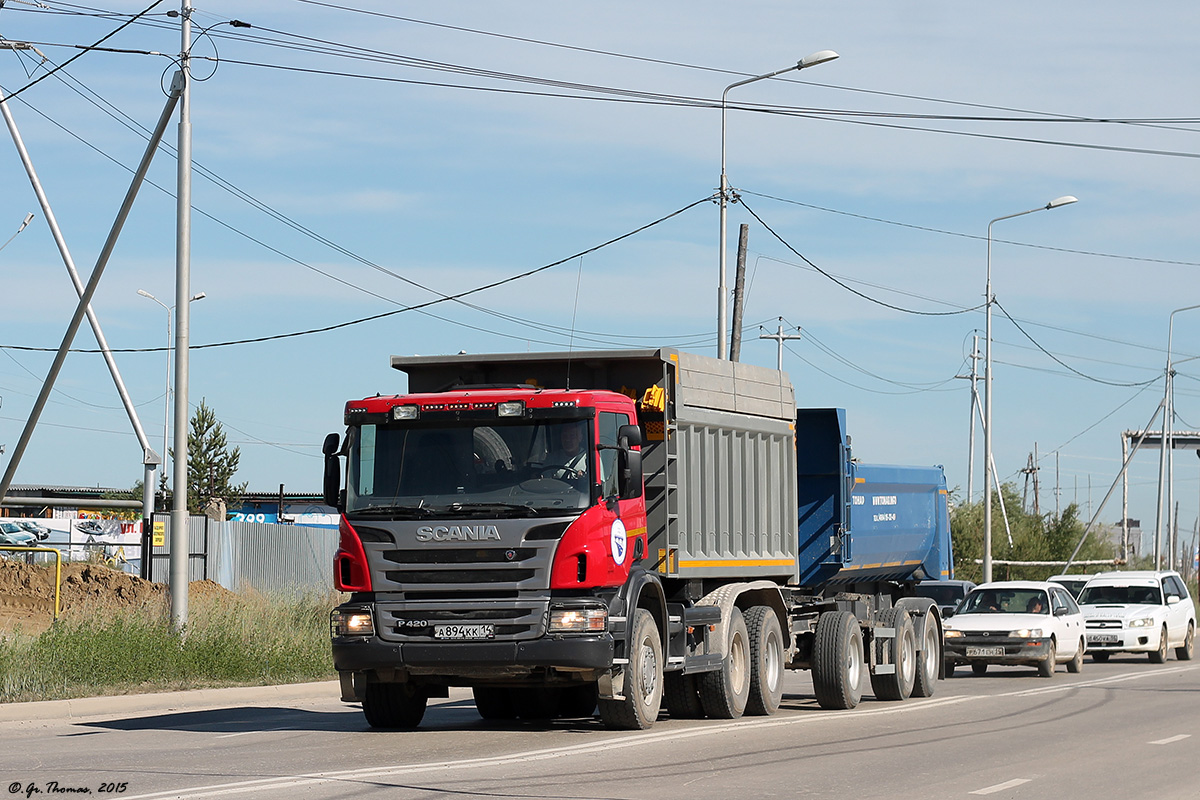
<box><xmin>597</xmin><ymin>411</ymin><xmax>630</xmax><ymax>498</ymax></box>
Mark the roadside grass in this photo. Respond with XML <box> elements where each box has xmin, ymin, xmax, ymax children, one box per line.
<box><xmin>0</xmin><ymin>590</ymin><xmax>337</xmax><ymax>703</ymax></box>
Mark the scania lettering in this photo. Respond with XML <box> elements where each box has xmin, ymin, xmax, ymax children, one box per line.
<box><xmin>325</xmin><ymin>349</ymin><xmax>953</xmax><ymax>730</ymax></box>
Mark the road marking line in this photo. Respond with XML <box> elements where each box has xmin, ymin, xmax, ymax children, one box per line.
<box><xmin>119</xmin><ymin>665</ymin><xmax>1200</xmax><ymax>800</ymax></box>
<box><xmin>970</xmin><ymin>778</ymin><xmax>1031</xmax><ymax>795</ymax></box>
<box><xmin>1149</xmin><ymin>734</ymin><xmax>1191</xmax><ymax>745</ymax></box>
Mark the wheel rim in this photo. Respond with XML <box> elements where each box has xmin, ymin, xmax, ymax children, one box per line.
<box><xmin>846</xmin><ymin>629</ymin><xmax>862</xmax><ymax>691</ymax></box>
<box><xmin>765</xmin><ymin>628</ymin><xmax>783</xmax><ymax>693</ymax></box>
<box><xmin>1187</xmin><ymin>624</ymin><xmax>1195</xmax><ymax>655</ymax></box>
<box><xmin>1160</xmin><ymin>627</ymin><xmax>1168</xmax><ymax>659</ymax></box>
<box><xmin>729</xmin><ymin>629</ymin><xmax>747</xmax><ymax>692</ymax></box>
<box><xmin>900</xmin><ymin>627</ymin><xmax>917</xmax><ymax>686</ymax></box>
<box><xmin>638</xmin><ymin>635</ymin><xmax>659</xmax><ymax>703</ymax></box>
<box><xmin>922</xmin><ymin>624</ymin><xmax>939</xmax><ymax>680</ymax></box>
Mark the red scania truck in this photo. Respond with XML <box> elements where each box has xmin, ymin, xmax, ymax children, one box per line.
<box><xmin>325</xmin><ymin>348</ymin><xmax>952</xmax><ymax>729</ymax></box>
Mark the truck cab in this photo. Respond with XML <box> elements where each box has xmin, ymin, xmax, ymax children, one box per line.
<box><xmin>327</xmin><ymin>384</ymin><xmax>647</xmax><ymax>727</ymax></box>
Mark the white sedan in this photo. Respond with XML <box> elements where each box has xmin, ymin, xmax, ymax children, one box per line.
<box><xmin>943</xmin><ymin>581</ymin><xmax>1086</xmax><ymax>678</ymax></box>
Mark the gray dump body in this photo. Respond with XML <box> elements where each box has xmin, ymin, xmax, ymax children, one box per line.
<box><xmin>391</xmin><ymin>348</ymin><xmax>799</xmax><ymax>582</ymax></box>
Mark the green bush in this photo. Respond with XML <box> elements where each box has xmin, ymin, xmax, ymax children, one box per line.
<box><xmin>0</xmin><ymin>591</ymin><xmax>336</xmax><ymax>703</ymax></box>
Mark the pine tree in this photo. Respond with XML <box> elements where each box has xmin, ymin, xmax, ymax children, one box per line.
<box><xmin>181</xmin><ymin>399</ymin><xmax>248</xmax><ymax>515</ymax></box>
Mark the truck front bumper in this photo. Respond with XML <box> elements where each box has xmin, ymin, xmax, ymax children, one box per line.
<box><xmin>332</xmin><ymin>633</ymin><xmax>615</xmax><ymax>675</ymax></box>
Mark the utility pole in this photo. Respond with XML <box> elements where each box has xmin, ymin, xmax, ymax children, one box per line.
<box><xmin>954</xmin><ymin>334</ymin><xmax>981</xmax><ymax>503</ymax></box>
<box><xmin>170</xmin><ymin>1</ymin><xmax>195</xmax><ymax>634</ymax></box>
<box><xmin>759</xmin><ymin>319</ymin><xmax>802</xmax><ymax>372</ymax></box>
<box><xmin>728</xmin><ymin>224</ymin><xmax>749</xmax><ymax>362</ymax></box>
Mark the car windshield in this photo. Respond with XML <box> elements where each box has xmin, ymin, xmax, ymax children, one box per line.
<box><xmin>345</xmin><ymin>418</ymin><xmax>593</xmax><ymax>516</ymax></box>
<box><xmin>914</xmin><ymin>584</ymin><xmax>967</xmax><ymax>606</ymax></box>
<box><xmin>960</xmin><ymin>588</ymin><xmax>1050</xmax><ymax>615</ymax></box>
<box><xmin>1078</xmin><ymin>585</ymin><xmax>1162</xmax><ymax>605</ymax></box>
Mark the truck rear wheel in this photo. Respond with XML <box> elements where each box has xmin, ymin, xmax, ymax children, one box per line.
<box><xmin>870</xmin><ymin>608</ymin><xmax>916</xmax><ymax>701</ymax></box>
<box><xmin>362</xmin><ymin>682</ymin><xmax>428</xmax><ymax>729</ymax></box>
<box><xmin>663</xmin><ymin>672</ymin><xmax>705</xmax><ymax>719</ymax></box>
<box><xmin>744</xmin><ymin>605</ymin><xmax>784</xmax><ymax>716</ymax></box>
<box><xmin>812</xmin><ymin>610</ymin><xmax>863</xmax><ymax>710</ymax></box>
<box><xmin>598</xmin><ymin>608</ymin><xmax>663</xmax><ymax>730</ymax></box>
<box><xmin>473</xmin><ymin>686</ymin><xmax>517</xmax><ymax>720</ymax></box>
<box><xmin>699</xmin><ymin>606</ymin><xmax>750</xmax><ymax>719</ymax></box>
<box><xmin>911</xmin><ymin>613</ymin><xmax>940</xmax><ymax>698</ymax></box>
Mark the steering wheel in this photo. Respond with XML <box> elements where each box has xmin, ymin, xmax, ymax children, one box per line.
<box><xmin>536</xmin><ymin>464</ymin><xmax>583</xmax><ymax>481</ymax></box>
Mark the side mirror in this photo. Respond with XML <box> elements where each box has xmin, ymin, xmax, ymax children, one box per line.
<box><xmin>942</xmin><ymin>607</ymin><xmax>955</xmax><ymax>619</ymax></box>
<box><xmin>618</xmin><ymin>424</ymin><xmax>642</xmax><ymax>449</ymax></box>
<box><xmin>1054</xmin><ymin>607</ymin><xmax>1068</xmax><ymax>617</ymax></box>
<box><xmin>322</xmin><ymin>433</ymin><xmax>342</xmax><ymax>509</ymax></box>
<box><xmin>1167</xmin><ymin>595</ymin><xmax>1181</xmax><ymax>605</ymax></box>
<box><xmin>618</xmin><ymin>447</ymin><xmax>643</xmax><ymax>500</ymax></box>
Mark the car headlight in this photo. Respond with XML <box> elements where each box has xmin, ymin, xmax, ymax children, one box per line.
<box><xmin>331</xmin><ymin>609</ymin><xmax>375</xmax><ymax>637</ymax></box>
<box><xmin>1009</xmin><ymin>628</ymin><xmax>1044</xmax><ymax>638</ymax></box>
<box><xmin>549</xmin><ymin>606</ymin><xmax>607</xmax><ymax>633</ymax></box>
<box><xmin>1128</xmin><ymin>617</ymin><xmax>1155</xmax><ymax>628</ymax></box>
<box><xmin>943</xmin><ymin>629</ymin><xmax>965</xmax><ymax>639</ymax></box>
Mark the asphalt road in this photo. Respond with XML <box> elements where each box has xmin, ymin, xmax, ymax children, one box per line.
<box><xmin>1</xmin><ymin>655</ymin><xmax>1196</xmax><ymax>800</ymax></box>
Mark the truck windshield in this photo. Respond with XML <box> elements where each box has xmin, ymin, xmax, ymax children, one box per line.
<box><xmin>346</xmin><ymin>419</ymin><xmax>592</xmax><ymax>516</ymax></box>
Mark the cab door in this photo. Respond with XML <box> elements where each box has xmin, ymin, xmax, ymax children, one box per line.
<box><xmin>594</xmin><ymin>404</ymin><xmax>647</xmax><ymax>573</ymax></box>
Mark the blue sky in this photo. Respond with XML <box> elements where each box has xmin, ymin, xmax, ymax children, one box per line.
<box><xmin>1</xmin><ymin>1</ymin><xmax>1198</xmax><ymax>556</ymax></box>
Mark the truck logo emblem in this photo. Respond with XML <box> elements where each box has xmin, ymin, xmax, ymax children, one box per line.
<box><xmin>415</xmin><ymin>525</ymin><xmax>502</xmax><ymax>542</ymax></box>
<box><xmin>505</xmin><ymin>550</ymin><xmax>516</xmax><ymax>561</ymax></box>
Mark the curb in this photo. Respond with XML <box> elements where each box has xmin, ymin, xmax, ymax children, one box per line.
<box><xmin>0</xmin><ymin>680</ymin><xmax>340</xmax><ymax>724</ymax></box>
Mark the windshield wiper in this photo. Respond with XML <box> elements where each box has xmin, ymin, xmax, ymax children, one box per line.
<box><xmin>353</xmin><ymin>504</ymin><xmax>437</xmax><ymax>518</ymax></box>
<box><xmin>437</xmin><ymin>502</ymin><xmax>540</xmax><ymax>518</ymax></box>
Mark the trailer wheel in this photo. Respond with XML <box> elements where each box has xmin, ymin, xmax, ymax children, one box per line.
<box><xmin>812</xmin><ymin>610</ymin><xmax>864</xmax><ymax>710</ymax></box>
<box><xmin>472</xmin><ymin>687</ymin><xmax>517</xmax><ymax>720</ymax></box>
<box><xmin>870</xmin><ymin>608</ymin><xmax>916</xmax><ymax>701</ymax></box>
<box><xmin>598</xmin><ymin>608</ymin><xmax>663</xmax><ymax>730</ymax></box>
<box><xmin>663</xmin><ymin>673</ymin><xmax>705</xmax><ymax>719</ymax></box>
<box><xmin>744</xmin><ymin>605</ymin><xmax>785</xmax><ymax>716</ymax></box>
<box><xmin>699</xmin><ymin>606</ymin><xmax>750</xmax><ymax>719</ymax></box>
<box><xmin>362</xmin><ymin>682</ymin><xmax>428</xmax><ymax>729</ymax></box>
<box><xmin>911</xmin><ymin>613</ymin><xmax>940</xmax><ymax>698</ymax></box>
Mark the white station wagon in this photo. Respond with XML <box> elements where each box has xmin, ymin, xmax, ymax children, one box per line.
<box><xmin>943</xmin><ymin>580</ymin><xmax>1086</xmax><ymax>677</ymax></box>
<box><xmin>1078</xmin><ymin>571</ymin><xmax>1196</xmax><ymax>663</ymax></box>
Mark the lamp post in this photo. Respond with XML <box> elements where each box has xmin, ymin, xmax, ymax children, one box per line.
<box><xmin>983</xmin><ymin>195</ymin><xmax>1077</xmax><ymax>583</ymax></box>
<box><xmin>138</xmin><ymin>288</ymin><xmax>205</xmax><ymax>490</ymax></box>
<box><xmin>717</xmin><ymin>50</ymin><xmax>838</xmax><ymax>359</ymax></box>
<box><xmin>1155</xmin><ymin>304</ymin><xmax>1200</xmax><ymax>568</ymax></box>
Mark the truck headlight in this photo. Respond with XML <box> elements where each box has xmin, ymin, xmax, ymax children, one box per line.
<box><xmin>331</xmin><ymin>609</ymin><xmax>375</xmax><ymax>637</ymax></box>
<box><xmin>1009</xmin><ymin>628</ymin><xmax>1043</xmax><ymax>638</ymax></box>
<box><xmin>497</xmin><ymin>401</ymin><xmax>525</xmax><ymax>417</ymax></box>
<box><xmin>549</xmin><ymin>607</ymin><xmax>607</xmax><ymax>633</ymax></box>
<box><xmin>1128</xmin><ymin>617</ymin><xmax>1155</xmax><ymax>628</ymax></box>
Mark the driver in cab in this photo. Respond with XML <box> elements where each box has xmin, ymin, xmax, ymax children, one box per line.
<box><xmin>544</xmin><ymin>423</ymin><xmax>589</xmax><ymax>481</ymax></box>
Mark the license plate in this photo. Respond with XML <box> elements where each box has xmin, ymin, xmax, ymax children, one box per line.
<box><xmin>433</xmin><ymin>623</ymin><xmax>495</xmax><ymax>640</ymax></box>
<box><xmin>966</xmin><ymin>646</ymin><xmax>1004</xmax><ymax>657</ymax></box>
<box><xmin>1088</xmin><ymin>634</ymin><xmax>1118</xmax><ymax>643</ymax></box>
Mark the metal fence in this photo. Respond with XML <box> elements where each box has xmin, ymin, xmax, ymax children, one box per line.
<box><xmin>149</xmin><ymin>515</ymin><xmax>336</xmax><ymax>595</ymax></box>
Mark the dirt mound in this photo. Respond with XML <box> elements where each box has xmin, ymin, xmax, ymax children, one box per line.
<box><xmin>0</xmin><ymin>559</ymin><xmax>231</xmax><ymax>636</ymax></box>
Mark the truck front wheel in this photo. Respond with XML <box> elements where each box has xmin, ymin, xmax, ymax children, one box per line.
<box><xmin>598</xmin><ymin>608</ymin><xmax>663</xmax><ymax>730</ymax></box>
<box><xmin>362</xmin><ymin>682</ymin><xmax>428</xmax><ymax>729</ymax></box>
<box><xmin>812</xmin><ymin>610</ymin><xmax>864</xmax><ymax>710</ymax></box>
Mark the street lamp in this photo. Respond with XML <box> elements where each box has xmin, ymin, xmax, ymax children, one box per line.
<box><xmin>983</xmin><ymin>195</ymin><xmax>1077</xmax><ymax>583</ymax></box>
<box><xmin>0</xmin><ymin>212</ymin><xmax>33</xmax><ymax>254</ymax></box>
<box><xmin>1155</xmin><ymin>303</ymin><xmax>1200</xmax><ymax>569</ymax></box>
<box><xmin>138</xmin><ymin>288</ymin><xmax>205</xmax><ymax>485</ymax></box>
<box><xmin>717</xmin><ymin>50</ymin><xmax>838</xmax><ymax>359</ymax></box>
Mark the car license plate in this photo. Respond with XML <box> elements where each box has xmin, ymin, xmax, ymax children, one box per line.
<box><xmin>1088</xmin><ymin>634</ymin><xmax>1118</xmax><ymax>644</ymax></box>
<box><xmin>433</xmin><ymin>623</ymin><xmax>495</xmax><ymax>640</ymax></box>
<box><xmin>966</xmin><ymin>646</ymin><xmax>1004</xmax><ymax>657</ymax></box>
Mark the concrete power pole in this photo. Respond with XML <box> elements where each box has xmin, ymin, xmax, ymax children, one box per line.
<box><xmin>170</xmin><ymin>1</ymin><xmax>195</xmax><ymax>634</ymax></box>
<box><xmin>759</xmin><ymin>319</ymin><xmax>802</xmax><ymax>372</ymax></box>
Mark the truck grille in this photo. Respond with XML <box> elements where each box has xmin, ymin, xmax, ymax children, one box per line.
<box><xmin>377</xmin><ymin>599</ymin><xmax>548</xmax><ymax>642</ymax></box>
